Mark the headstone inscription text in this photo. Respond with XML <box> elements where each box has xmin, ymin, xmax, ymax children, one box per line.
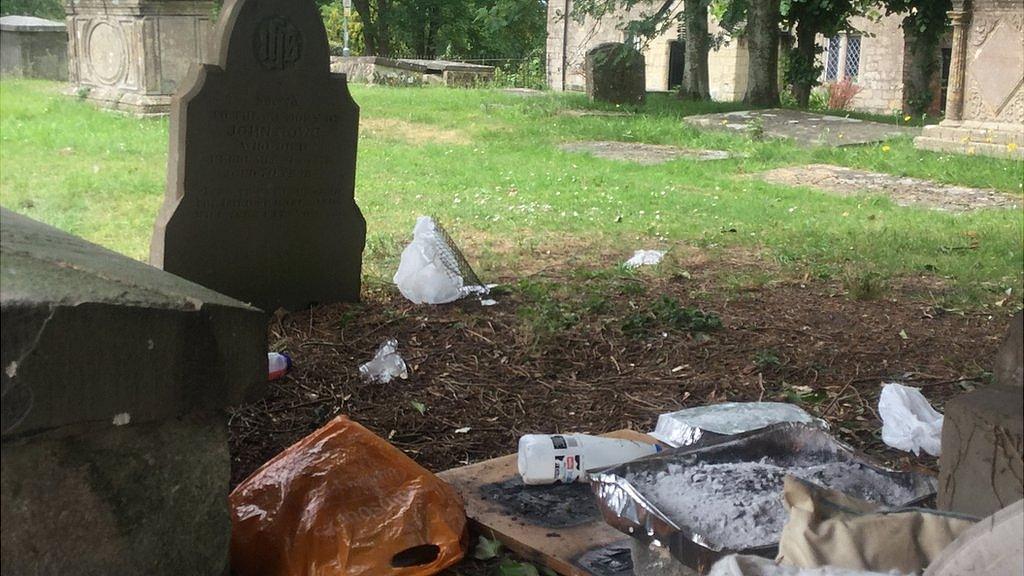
<box><xmin>151</xmin><ymin>0</ymin><xmax>366</xmax><ymax>312</ymax></box>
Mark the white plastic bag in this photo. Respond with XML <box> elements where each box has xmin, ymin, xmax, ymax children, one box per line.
<box><xmin>358</xmin><ymin>339</ymin><xmax>408</xmax><ymax>383</ymax></box>
<box><xmin>624</xmin><ymin>249</ymin><xmax>665</xmax><ymax>268</ymax></box>
<box><xmin>394</xmin><ymin>216</ymin><xmax>464</xmax><ymax>304</ymax></box>
<box><xmin>879</xmin><ymin>383</ymin><xmax>943</xmax><ymax>457</ymax></box>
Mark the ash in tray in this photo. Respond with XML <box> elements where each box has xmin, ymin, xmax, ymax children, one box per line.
<box><xmin>629</xmin><ymin>458</ymin><xmax>918</xmax><ymax>551</ymax></box>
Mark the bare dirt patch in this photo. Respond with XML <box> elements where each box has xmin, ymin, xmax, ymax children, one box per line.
<box><xmin>361</xmin><ymin>117</ymin><xmax>470</xmax><ymax>145</ymax></box>
<box><xmin>759</xmin><ymin>164</ymin><xmax>1021</xmax><ymax>212</ymax></box>
<box><xmin>560</xmin><ymin>141</ymin><xmax>731</xmax><ymax>164</ymax></box>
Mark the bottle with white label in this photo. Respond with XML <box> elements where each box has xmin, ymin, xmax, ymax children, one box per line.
<box><xmin>517</xmin><ymin>434</ymin><xmax>661</xmax><ymax>485</ymax></box>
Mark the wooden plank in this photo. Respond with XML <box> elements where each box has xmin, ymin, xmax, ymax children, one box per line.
<box><xmin>438</xmin><ymin>430</ymin><xmax>658</xmax><ymax>576</ymax></box>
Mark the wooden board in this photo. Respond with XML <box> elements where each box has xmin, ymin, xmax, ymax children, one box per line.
<box><xmin>438</xmin><ymin>430</ymin><xmax>658</xmax><ymax>576</ymax></box>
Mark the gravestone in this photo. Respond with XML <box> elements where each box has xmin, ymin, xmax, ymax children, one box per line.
<box><xmin>0</xmin><ymin>16</ymin><xmax>67</xmax><ymax>80</ymax></box>
<box><xmin>1</xmin><ymin>208</ymin><xmax>266</xmax><ymax>574</ymax></box>
<box><xmin>585</xmin><ymin>43</ymin><xmax>645</xmax><ymax>105</ymax></box>
<box><xmin>151</xmin><ymin>0</ymin><xmax>366</xmax><ymax>312</ymax></box>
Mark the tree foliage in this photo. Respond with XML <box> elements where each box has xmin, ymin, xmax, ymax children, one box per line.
<box><xmin>327</xmin><ymin>0</ymin><xmax>546</xmax><ymax>58</ymax></box>
<box><xmin>0</xmin><ymin>0</ymin><xmax>64</xmax><ymax>20</ymax></box>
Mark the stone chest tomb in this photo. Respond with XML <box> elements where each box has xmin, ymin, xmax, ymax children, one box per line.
<box><xmin>151</xmin><ymin>0</ymin><xmax>366</xmax><ymax>312</ymax></box>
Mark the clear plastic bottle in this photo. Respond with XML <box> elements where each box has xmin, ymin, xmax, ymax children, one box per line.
<box><xmin>517</xmin><ymin>434</ymin><xmax>661</xmax><ymax>485</ymax></box>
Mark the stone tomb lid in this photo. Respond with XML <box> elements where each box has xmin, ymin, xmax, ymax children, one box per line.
<box><xmin>0</xmin><ymin>15</ymin><xmax>66</xmax><ymax>31</ymax></box>
<box><xmin>1</xmin><ymin>208</ymin><xmax>267</xmax><ymax>439</ymax></box>
<box><xmin>150</xmin><ymin>0</ymin><xmax>367</xmax><ymax>312</ymax></box>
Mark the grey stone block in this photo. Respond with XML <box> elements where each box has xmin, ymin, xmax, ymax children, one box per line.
<box><xmin>995</xmin><ymin>312</ymin><xmax>1022</xmax><ymax>388</ymax></box>
<box><xmin>1</xmin><ymin>208</ymin><xmax>266</xmax><ymax>439</ymax></box>
<box><xmin>938</xmin><ymin>385</ymin><xmax>1024</xmax><ymax>518</ymax></box>
<box><xmin>1</xmin><ymin>413</ymin><xmax>231</xmax><ymax>576</ymax></box>
<box><xmin>1</xmin><ymin>208</ymin><xmax>266</xmax><ymax>575</ymax></box>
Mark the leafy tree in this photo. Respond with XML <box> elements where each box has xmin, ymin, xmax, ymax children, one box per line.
<box><xmin>780</xmin><ymin>0</ymin><xmax>872</xmax><ymax>108</ymax></box>
<box><xmin>0</xmin><ymin>0</ymin><xmax>64</xmax><ymax>19</ymax></box>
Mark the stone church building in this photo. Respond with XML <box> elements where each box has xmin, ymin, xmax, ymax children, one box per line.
<box><xmin>545</xmin><ymin>2</ymin><xmax>948</xmax><ymax>115</ymax></box>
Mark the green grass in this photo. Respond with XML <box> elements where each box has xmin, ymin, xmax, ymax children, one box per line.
<box><xmin>2</xmin><ymin>79</ymin><xmax>1022</xmax><ymax>306</ymax></box>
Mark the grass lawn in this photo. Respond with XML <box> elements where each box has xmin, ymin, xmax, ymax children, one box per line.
<box><xmin>1</xmin><ymin>79</ymin><xmax>1021</xmax><ymax>307</ymax></box>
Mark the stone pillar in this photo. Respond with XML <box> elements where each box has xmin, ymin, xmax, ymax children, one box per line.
<box><xmin>943</xmin><ymin>10</ymin><xmax>970</xmax><ymax>122</ymax></box>
<box><xmin>65</xmin><ymin>0</ymin><xmax>216</xmax><ymax>115</ymax></box>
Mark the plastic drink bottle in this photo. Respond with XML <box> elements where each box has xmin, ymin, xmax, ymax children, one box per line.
<box><xmin>517</xmin><ymin>434</ymin><xmax>661</xmax><ymax>485</ymax></box>
<box><xmin>268</xmin><ymin>352</ymin><xmax>292</xmax><ymax>381</ymax></box>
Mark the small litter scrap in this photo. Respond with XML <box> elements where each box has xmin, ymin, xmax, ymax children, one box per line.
<box><xmin>359</xmin><ymin>338</ymin><xmax>408</xmax><ymax>383</ymax></box>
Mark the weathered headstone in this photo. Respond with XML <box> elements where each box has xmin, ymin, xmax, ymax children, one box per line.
<box><xmin>585</xmin><ymin>43</ymin><xmax>645</xmax><ymax>105</ymax></box>
<box><xmin>151</xmin><ymin>0</ymin><xmax>366</xmax><ymax>312</ymax></box>
<box><xmin>1</xmin><ymin>208</ymin><xmax>266</xmax><ymax>574</ymax></box>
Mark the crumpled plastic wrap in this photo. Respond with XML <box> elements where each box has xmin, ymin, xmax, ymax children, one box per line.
<box><xmin>650</xmin><ymin>402</ymin><xmax>822</xmax><ymax>448</ymax></box>
<box><xmin>230</xmin><ymin>416</ymin><xmax>468</xmax><ymax>576</ymax></box>
<box><xmin>359</xmin><ymin>338</ymin><xmax>408</xmax><ymax>383</ymax></box>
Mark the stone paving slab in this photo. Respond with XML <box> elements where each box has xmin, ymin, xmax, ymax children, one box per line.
<box><xmin>685</xmin><ymin>108</ymin><xmax>920</xmax><ymax>147</ymax></box>
<box><xmin>560</xmin><ymin>141</ymin><xmax>731</xmax><ymax>164</ymax></box>
<box><xmin>759</xmin><ymin>164</ymin><xmax>1020</xmax><ymax>212</ymax></box>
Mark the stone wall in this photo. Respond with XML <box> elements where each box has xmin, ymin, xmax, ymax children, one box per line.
<box><xmin>547</xmin><ymin>0</ymin><xmax>748</xmax><ymax>98</ymax></box>
<box><xmin>852</xmin><ymin>15</ymin><xmax>905</xmax><ymax>114</ymax></box>
<box><xmin>65</xmin><ymin>0</ymin><xmax>215</xmax><ymax>115</ymax></box>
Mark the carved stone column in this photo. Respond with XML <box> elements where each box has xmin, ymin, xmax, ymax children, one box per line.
<box><xmin>943</xmin><ymin>10</ymin><xmax>971</xmax><ymax>123</ymax></box>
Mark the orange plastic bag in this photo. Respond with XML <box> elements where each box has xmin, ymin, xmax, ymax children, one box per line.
<box><xmin>230</xmin><ymin>416</ymin><xmax>468</xmax><ymax>576</ymax></box>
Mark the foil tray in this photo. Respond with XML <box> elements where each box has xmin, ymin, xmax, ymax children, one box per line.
<box><xmin>590</xmin><ymin>422</ymin><xmax>938</xmax><ymax>573</ymax></box>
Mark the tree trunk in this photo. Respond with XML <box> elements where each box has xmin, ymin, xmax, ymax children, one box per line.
<box><xmin>791</xmin><ymin>22</ymin><xmax>818</xmax><ymax>108</ymax></box>
<box><xmin>902</xmin><ymin>28</ymin><xmax>942</xmax><ymax>116</ymax></box>
<box><xmin>744</xmin><ymin>0</ymin><xmax>780</xmax><ymax>106</ymax></box>
<box><xmin>679</xmin><ymin>0</ymin><xmax>710</xmax><ymax>100</ymax></box>
<box><xmin>351</xmin><ymin>0</ymin><xmax>377</xmax><ymax>55</ymax></box>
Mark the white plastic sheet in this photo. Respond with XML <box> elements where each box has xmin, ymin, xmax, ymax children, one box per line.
<box><xmin>624</xmin><ymin>250</ymin><xmax>665</xmax><ymax>268</ymax></box>
<box><xmin>879</xmin><ymin>383</ymin><xmax>943</xmax><ymax>457</ymax></box>
<box><xmin>393</xmin><ymin>217</ymin><xmax>464</xmax><ymax>304</ymax></box>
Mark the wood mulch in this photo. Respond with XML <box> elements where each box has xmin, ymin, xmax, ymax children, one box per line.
<box><xmin>229</xmin><ymin>255</ymin><xmax>1012</xmax><ymax>487</ymax></box>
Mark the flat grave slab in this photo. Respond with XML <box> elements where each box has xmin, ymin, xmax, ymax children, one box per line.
<box><xmin>438</xmin><ymin>429</ymin><xmax>659</xmax><ymax>576</ymax></box>
<box><xmin>758</xmin><ymin>164</ymin><xmax>1020</xmax><ymax>212</ymax></box>
<box><xmin>684</xmin><ymin>108</ymin><xmax>919</xmax><ymax>147</ymax></box>
<box><xmin>560</xmin><ymin>141</ymin><xmax>731</xmax><ymax>164</ymax></box>
<box><xmin>558</xmin><ymin>109</ymin><xmax>634</xmax><ymax>118</ymax></box>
